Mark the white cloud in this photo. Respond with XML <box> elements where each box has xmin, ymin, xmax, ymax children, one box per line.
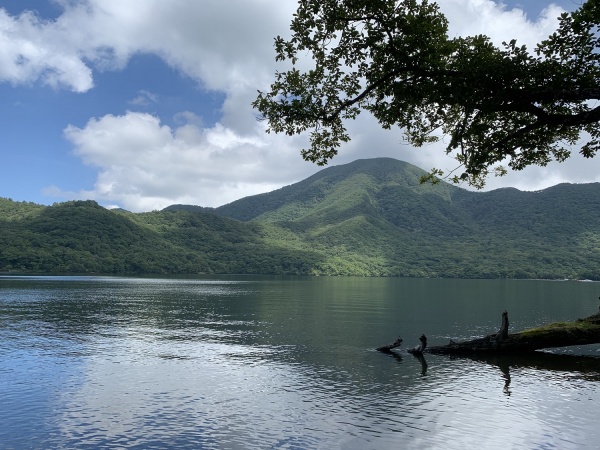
<box><xmin>441</xmin><ymin>0</ymin><xmax>564</xmax><ymax>47</ymax></box>
<box><xmin>0</xmin><ymin>8</ymin><xmax>93</xmax><ymax>91</ymax></box>
<box><xmin>128</xmin><ymin>90</ymin><xmax>158</xmax><ymax>106</ymax></box>
<box><xmin>60</xmin><ymin>111</ymin><xmax>315</xmax><ymax>211</ymax></box>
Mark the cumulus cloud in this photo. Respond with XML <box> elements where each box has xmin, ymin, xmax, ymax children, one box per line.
<box><xmin>3</xmin><ymin>0</ymin><xmax>599</xmax><ymax>210</ymax></box>
<box><xmin>59</xmin><ymin>111</ymin><xmax>314</xmax><ymax>211</ymax></box>
<box><xmin>440</xmin><ymin>0</ymin><xmax>564</xmax><ymax>47</ymax></box>
<box><xmin>0</xmin><ymin>8</ymin><xmax>93</xmax><ymax>91</ymax></box>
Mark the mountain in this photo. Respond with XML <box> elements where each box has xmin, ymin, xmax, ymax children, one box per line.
<box><xmin>215</xmin><ymin>158</ymin><xmax>456</xmax><ymax>223</ymax></box>
<box><xmin>2</xmin><ymin>158</ymin><xmax>600</xmax><ymax>279</ymax></box>
<box><xmin>212</xmin><ymin>158</ymin><xmax>600</xmax><ymax>278</ymax></box>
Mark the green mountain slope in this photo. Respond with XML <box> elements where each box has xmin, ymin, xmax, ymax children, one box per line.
<box><xmin>216</xmin><ymin>158</ymin><xmax>455</xmax><ymax>222</ymax></box>
<box><xmin>213</xmin><ymin>158</ymin><xmax>600</xmax><ymax>279</ymax></box>
<box><xmin>2</xmin><ymin>158</ymin><xmax>600</xmax><ymax>279</ymax></box>
<box><xmin>0</xmin><ymin>200</ymin><xmax>322</xmax><ymax>275</ymax></box>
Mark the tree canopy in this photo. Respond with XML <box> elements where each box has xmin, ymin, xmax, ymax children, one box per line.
<box><xmin>253</xmin><ymin>0</ymin><xmax>600</xmax><ymax>187</ymax></box>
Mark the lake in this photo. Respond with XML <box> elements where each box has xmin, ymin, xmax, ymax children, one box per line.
<box><xmin>1</xmin><ymin>275</ymin><xmax>600</xmax><ymax>449</ymax></box>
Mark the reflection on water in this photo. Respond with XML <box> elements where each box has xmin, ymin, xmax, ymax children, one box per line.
<box><xmin>448</xmin><ymin>352</ymin><xmax>600</xmax><ymax>399</ymax></box>
<box><xmin>1</xmin><ymin>276</ymin><xmax>600</xmax><ymax>449</ymax></box>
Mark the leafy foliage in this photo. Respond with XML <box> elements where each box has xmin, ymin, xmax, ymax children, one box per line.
<box><xmin>253</xmin><ymin>0</ymin><xmax>600</xmax><ymax>187</ymax></box>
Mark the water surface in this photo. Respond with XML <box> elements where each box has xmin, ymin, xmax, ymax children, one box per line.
<box><xmin>1</xmin><ymin>276</ymin><xmax>599</xmax><ymax>449</ymax></box>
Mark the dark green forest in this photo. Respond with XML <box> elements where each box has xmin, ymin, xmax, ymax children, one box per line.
<box><xmin>2</xmin><ymin>158</ymin><xmax>600</xmax><ymax>279</ymax></box>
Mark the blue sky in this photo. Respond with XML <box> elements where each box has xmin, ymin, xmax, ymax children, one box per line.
<box><xmin>0</xmin><ymin>0</ymin><xmax>594</xmax><ymax>212</ymax></box>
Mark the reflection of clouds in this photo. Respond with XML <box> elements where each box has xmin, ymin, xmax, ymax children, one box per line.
<box><xmin>415</xmin><ymin>365</ymin><xmax>542</xmax><ymax>449</ymax></box>
<box><xmin>430</xmin><ymin>359</ymin><xmax>600</xmax><ymax>450</ymax></box>
<box><xmin>53</xmin><ymin>335</ymin><xmax>600</xmax><ymax>449</ymax></box>
<box><xmin>56</xmin><ymin>341</ymin><xmax>322</xmax><ymax>448</ymax></box>
<box><xmin>390</xmin><ymin>357</ymin><xmax>600</xmax><ymax>449</ymax></box>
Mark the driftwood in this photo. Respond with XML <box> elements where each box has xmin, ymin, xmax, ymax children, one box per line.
<box><xmin>376</xmin><ymin>337</ymin><xmax>403</xmax><ymax>352</ymax></box>
<box><xmin>377</xmin><ymin>308</ymin><xmax>600</xmax><ymax>356</ymax></box>
<box><xmin>428</xmin><ymin>309</ymin><xmax>600</xmax><ymax>355</ymax></box>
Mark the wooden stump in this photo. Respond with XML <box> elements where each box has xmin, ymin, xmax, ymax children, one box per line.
<box><xmin>407</xmin><ymin>334</ymin><xmax>427</xmax><ymax>356</ymax></box>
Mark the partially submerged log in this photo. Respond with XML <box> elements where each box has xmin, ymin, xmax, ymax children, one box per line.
<box><xmin>376</xmin><ymin>337</ymin><xmax>403</xmax><ymax>353</ymax></box>
<box><xmin>376</xmin><ymin>308</ymin><xmax>600</xmax><ymax>357</ymax></box>
<box><xmin>428</xmin><ymin>309</ymin><xmax>600</xmax><ymax>355</ymax></box>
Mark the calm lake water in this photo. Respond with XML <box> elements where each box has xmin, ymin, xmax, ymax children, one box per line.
<box><xmin>1</xmin><ymin>275</ymin><xmax>600</xmax><ymax>449</ymax></box>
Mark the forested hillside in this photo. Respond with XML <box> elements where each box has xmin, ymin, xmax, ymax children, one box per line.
<box><xmin>2</xmin><ymin>158</ymin><xmax>600</xmax><ymax>279</ymax></box>
<box><xmin>0</xmin><ymin>199</ymin><xmax>320</xmax><ymax>275</ymax></box>
<box><xmin>211</xmin><ymin>158</ymin><xmax>600</xmax><ymax>279</ymax></box>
